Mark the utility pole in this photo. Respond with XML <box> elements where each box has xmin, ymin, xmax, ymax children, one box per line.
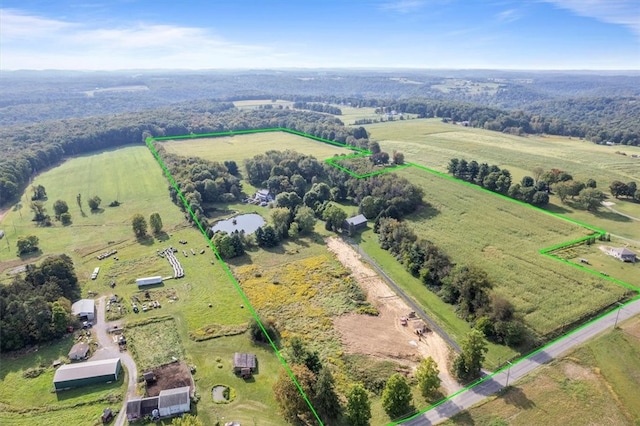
<box><xmin>505</xmin><ymin>360</ymin><xmax>513</xmax><ymax>388</ymax></box>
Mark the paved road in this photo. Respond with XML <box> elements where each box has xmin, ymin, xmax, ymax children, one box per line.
<box><xmin>400</xmin><ymin>298</ymin><xmax>640</xmax><ymax>425</ymax></box>
<box><xmin>93</xmin><ymin>297</ymin><xmax>138</xmax><ymax>426</ymax></box>
<box><xmin>344</xmin><ymin>237</ymin><xmax>461</xmax><ymax>353</ymax></box>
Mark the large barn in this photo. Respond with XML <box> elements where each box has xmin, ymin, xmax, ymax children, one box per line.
<box><xmin>71</xmin><ymin>299</ymin><xmax>95</xmax><ymax>321</ymax></box>
<box><xmin>127</xmin><ymin>386</ymin><xmax>191</xmax><ymax>421</ymax></box>
<box><xmin>53</xmin><ymin>358</ymin><xmax>121</xmax><ymax>391</ymax></box>
<box><xmin>158</xmin><ymin>386</ymin><xmax>191</xmax><ymax>417</ymax></box>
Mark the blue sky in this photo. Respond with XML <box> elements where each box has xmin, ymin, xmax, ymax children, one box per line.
<box><xmin>1</xmin><ymin>0</ymin><xmax>639</xmax><ymax>70</ymax></box>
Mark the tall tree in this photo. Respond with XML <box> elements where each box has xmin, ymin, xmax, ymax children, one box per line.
<box><xmin>345</xmin><ymin>383</ymin><xmax>371</xmax><ymax>426</ymax></box>
<box><xmin>416</xmin><ymin>356</ymin><xmax>441</xmax><ymax>400</ymax></box>
<box><xmin>132</xmin><ymin>213</ymin><xmax>148</xmax><ymax>237</ymax></box>
<box><xmin>453</xmin><ymin>329</ymin><xmax>488</xmax><ymax>382</ymax></box>
<box><xmin>322</xmin><ymin>204</ymin><xmax>347</xmax><ymax>232</ymax></box>
<box><xmin>273</xmin><ymin>365</ymin><xmax>317</xmax><ymax>424</ymax></box>
<box><xmin>30</xmin><ymin>201</ymin><xmax>48</xmax><ymax>222</ymax></box>
<box><xmin>149</xmin><ymin>212</ymin><xmax>163</xmax><ymax>234</ymax></box>
<box><xmin>314</xmin><ymin>367</ymin><xmax>342</xmax><ymax>422</ymax></box>
<box><xmin>382</xmin><ymin>373</ymin><xmax>414</xmax><ymax>420</ymax></box>
<box><xmin>577</xmin><ymin>188</ymin><xmax>606</xmax><ymax>211</ymax></box>
<box><xmin>294</xmin><ymin>206</ymin><xmax>316</xmax><ymax>235</ymax></box>
<box><xmin>17</xmin><ymin>235</ymin><xmax>39</xmax><ymax>255</ymax></box>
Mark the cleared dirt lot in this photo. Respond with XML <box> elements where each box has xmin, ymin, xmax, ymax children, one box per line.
<box><xmin>327</xmin><ymin>237</ymin><xmax>461</xmax><ymax>394</ymax></box>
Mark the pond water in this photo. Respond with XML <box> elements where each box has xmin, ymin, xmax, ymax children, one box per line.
<box><xmin>211</xmin><ymin>213</ymin><xmax>265</xmax><ymax>235</ymax></box>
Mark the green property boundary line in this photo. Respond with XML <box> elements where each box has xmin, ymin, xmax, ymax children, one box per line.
<box><xmin>145</xmin><ymin>128</ymin><xmax>639</xmax><ymax>426</ymax></box>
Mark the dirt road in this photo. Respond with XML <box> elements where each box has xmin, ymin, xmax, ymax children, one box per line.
<box><xmin>93</xmin><ymin>297</ymin><xmax>138</xmax><ymax>426</ymax></box>
<box><xmin>327</xmin><ymin>237</ymin><xmax>461</xmax><ymax>395</ymax></box>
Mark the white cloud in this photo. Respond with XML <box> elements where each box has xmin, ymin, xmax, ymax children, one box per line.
<box><xmin>379</xmin><ymin>0</ymin><xmax>427</xmax><ymax>14</ymax></box>
<box><xmin>0</xmin><ymin>9</ymin><xmax>295</xmax><ymax>70</ymax></box>
<box><xmin>496</xmin><ymin>8</ymin><xmax>521</xmax><ymax>23</ymax></box>
<box><xmin>541</xmin><ymin>0</ymin><xmax>640</xmax><ymax>36</ymax></box>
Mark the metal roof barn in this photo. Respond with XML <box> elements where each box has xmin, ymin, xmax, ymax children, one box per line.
<box><xmin>53</xmin><ymin>358</ymin><xmax>121</xmax><ymax>391</ymax></box>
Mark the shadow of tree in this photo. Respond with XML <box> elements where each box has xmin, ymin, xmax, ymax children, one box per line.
<box><xmin>503</xmin><ymin>386</ymin><xmax>536</xmax><ymax>409</ymax></box>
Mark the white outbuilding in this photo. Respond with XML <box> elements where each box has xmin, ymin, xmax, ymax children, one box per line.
<box><xmin>71</xmin><ymin>299</ymin><xmax>95</xmax><ymax>321</ymax></box>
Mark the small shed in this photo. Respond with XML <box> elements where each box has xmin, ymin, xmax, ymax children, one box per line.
<box><xmin>158</xmin><ymin>386</ymin><xmax>191</xmax><ymax>417</ymax></box>
<box><xmin>53</xmin><ymin>358</ymin><xmax>121</xmax><ymax>391</ymax></box>
<box><xmin>607</xmin><ymin>247</ymin><xmax>637</xmax><ymax>263</ymax></box>
<box><xmin>71</xmin><ymin>299</ymin><xmax>95</xmax><ymax>321</ymax></box>
<box><xmin>68</xmin><ymin>342</ymin><xmax>89</xmax><ymax>361</ymax></box>
<box><xmin>143</xmin><ymin>371</ymin><xmax>156</xmax><ymax>384</ymax></box>
<box><xmin>136</xmin><ymin>276</ymin><xmax>163</xmax><ymax>288</ymax></box>
<box><xmin>233</xmin><ymin>353</ymin><xmax>256</xmax><ymax>378</ymax></box>
<box><xmin>343</xmin><ymin>214</ymin><xmax>368</xmax><ymax>236</ymax></box>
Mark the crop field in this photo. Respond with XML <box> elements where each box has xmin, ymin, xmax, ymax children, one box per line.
<box><xmin>367</xmin><ymin>119</ymin><xmax>640</xmax><ymax>184</ymax></box>
<box><xmin>367</xmin><ymin>119</ymin><xmax>640</xmax><ymax>241</ymax></box>
<box><xmin>0</xmin><ymin>335</ymin><xmax>125</xmax><ymax>426</ymax></box>
<box><xmin>126</xmin><ymin>317</ymin><xmax>186</xmax><ymax>371</ymax></box>
<box><xmin>159</xmin><ymin>131</ymin><xmax>352</xmax><ymax>168</ymax></box>
<box><xmin>0</xmin><ymin>145</ymin><xmax>185</xmax><ymax>277</ymax></box>
<box><xmin>442</xmin><ymin>315</ymin><xmax>640</xmax><ymax>425</ymax></box>
<box><xmin>392</xmin><ymin>167</ymin><xmax>630</xmax><ymax>336</ymax></box>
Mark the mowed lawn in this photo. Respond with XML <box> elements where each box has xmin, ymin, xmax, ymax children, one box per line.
<box><xmin>442</xmin><ymin>315</ymin><xmax>640</xmax><ymax>426</ymax></box>
<box><xmin>0</xmin><ymin>334</ymin><xmax>126</xmax><ymax>426</ymax></box>
<box><xmin>0</xmin><ymin>145</ymin><xmax>185</xmax><ymax>277</ymax></box>
<box><xmin>394</xmin><ymin>167</ymin><xmax>629</xmax><ymax>337</ymax></box>
<box><xmin>159</xmin><ymin>131</ymin><xmax>353</xmax><ymax>167</ymax></box>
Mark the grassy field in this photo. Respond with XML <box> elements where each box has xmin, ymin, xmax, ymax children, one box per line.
<box><xmin>0</xmin><ymin>145</ymin><xmax>186</xmax><ymax>277</ymax></box>
<box><xmin>233</xmin><ymin>99</ymin><xmax>294</xmax><ymax>109</ymax></box>
<box><xmin>393</xmin><ymin>167</ymin><xmax>630</xmax><ymax>336</ymax></box>
<box><xmin>442</xmin><ymin>314</ymin><xmax>640</xmax><ymax>426</ymax></box>
<box><xmin>0</xmin><ymin>334</ymin><xmax>126</xmax><ymax>426</ymax></box>
<box><xmin>158</xmin><ymin>131</ymin><xmax>352</xmax><ymax>167</ymax></box>
<box><xmin>366</xmin><ymin>118</ymin><xmax>640</xmax><ymax>241</ymax></box>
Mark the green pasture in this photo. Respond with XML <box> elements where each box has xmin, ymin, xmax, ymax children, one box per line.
<box><xmin>0</xmin><ymin>145</ymin><xmax>186</xmax><ymax>277</ymax></box>
<box><xmin>392</xmin><ymin>167</ymin><xmax>629</xmax><ymax>337</ymax></box>
<box><xmin>0</xmin><ymin>334</ymin><xmax>125</xmax><ymax>426</ymax></box>
<box><xmin>158</xmin><ymin>131</ymin><xmax>352</xmax><ymax>169</ymax></box>
<box><xmin>367</xmin><ymin>118</ymin><xmax>640</xmax><ymax>184</ymax></box>
<box><xmin>550</xmin><ymin>240</ymin><xmax>640</xmax><ymax>288</ymax></box>
<box><xmin>366</xmin><ymin>118</ymin><xmax>640</xmax><ymax>240</ymax></box>
<box><xmin>442</xmin><ymin>315</ymin><xmax>640</xmax><ymax>425</ymax></box>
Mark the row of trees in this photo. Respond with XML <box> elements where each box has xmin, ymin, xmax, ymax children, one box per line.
<box><xmin>132</xmin><ymin>212</ymin><xmax>163</xmax><ymax>238</ymax></box>
<box><xmin>0</xmin><ymin>254</ymin><xmax>80</xmax><ymax>352</ymax></box>
<box><xmin>376</xmin><ymin>217</ymin><xmax>526</xmax><ymax>347</ymax></box>
<box><xmin>292</xmin><ymin>102</ymin><xmax>342</xmax><ymax>115</ymax></box>
<box><xmin>447</xmin><ymin>158</ymin><xmax>549</xmax><ymax>206</ymax></box>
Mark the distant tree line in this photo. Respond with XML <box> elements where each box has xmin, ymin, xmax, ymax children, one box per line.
<box><xmin>383</xmin><ymin>99</ymin><xmax>639</xmax><ymax>146</ymax></box>
<box><xmin>292</xmin><ymin>102</ymin><xmax>342</xmax><ymax>115</ymax></box>
<box><xmin>0</xmin><ymin>106</ymin><xmax>367</xmax><ymax>207</ymax></box>
<box><xmin>0</xmin><ymin>255</ymin><xmax>80</xmax><ymax>352</ymax></box>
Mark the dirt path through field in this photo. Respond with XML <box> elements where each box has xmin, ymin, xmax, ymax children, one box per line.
<box><xmin>327</xmin><ymin>237</ymin><xmax>461</xmax><ymax>395</ymax></box>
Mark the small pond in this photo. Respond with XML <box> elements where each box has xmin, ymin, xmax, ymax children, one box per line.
<box><xmin>211</xmin><ymin>213</ymin><xmax>265</xmax><ymax>235</ymax></box>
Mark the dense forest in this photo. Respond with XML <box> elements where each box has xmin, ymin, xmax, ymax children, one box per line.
<box><xmin>0</xmin><ymin>255</ymin><xmax>80</xmax><ymax>352</ymax></box>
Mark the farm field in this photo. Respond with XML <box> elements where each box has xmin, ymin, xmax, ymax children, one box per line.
<box><xmin>366</xmin><ymin>118</ymin><xmax>640</xmax><ymax>241</ymax></box>
<box><xmin>158</xmin><ymin>131</ymin><xmax>353</xmax><ymax>170</ymax></box>
<box><xmin>0</xmin><ymin>145</ymin><xmax>185</xmax><ymax>277</ymax></box>
<box><xmin>393</xmin><ymin>167</ymin><xmax>631</xmax><ymax>336</ymax></box>
<box><xmin>441</xmin><ymin>314</ymin><xmax>640</xmax><ymax>426</ymax></box>
<box><xmin>232</xmin><ymin>99</ymin><xmax>294</xmax><ymax>109</ymax></box>
<box><xmin>0</xmin><ymin>334</ymin><xmax>126</xmax><ymax>426</ymax></box>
